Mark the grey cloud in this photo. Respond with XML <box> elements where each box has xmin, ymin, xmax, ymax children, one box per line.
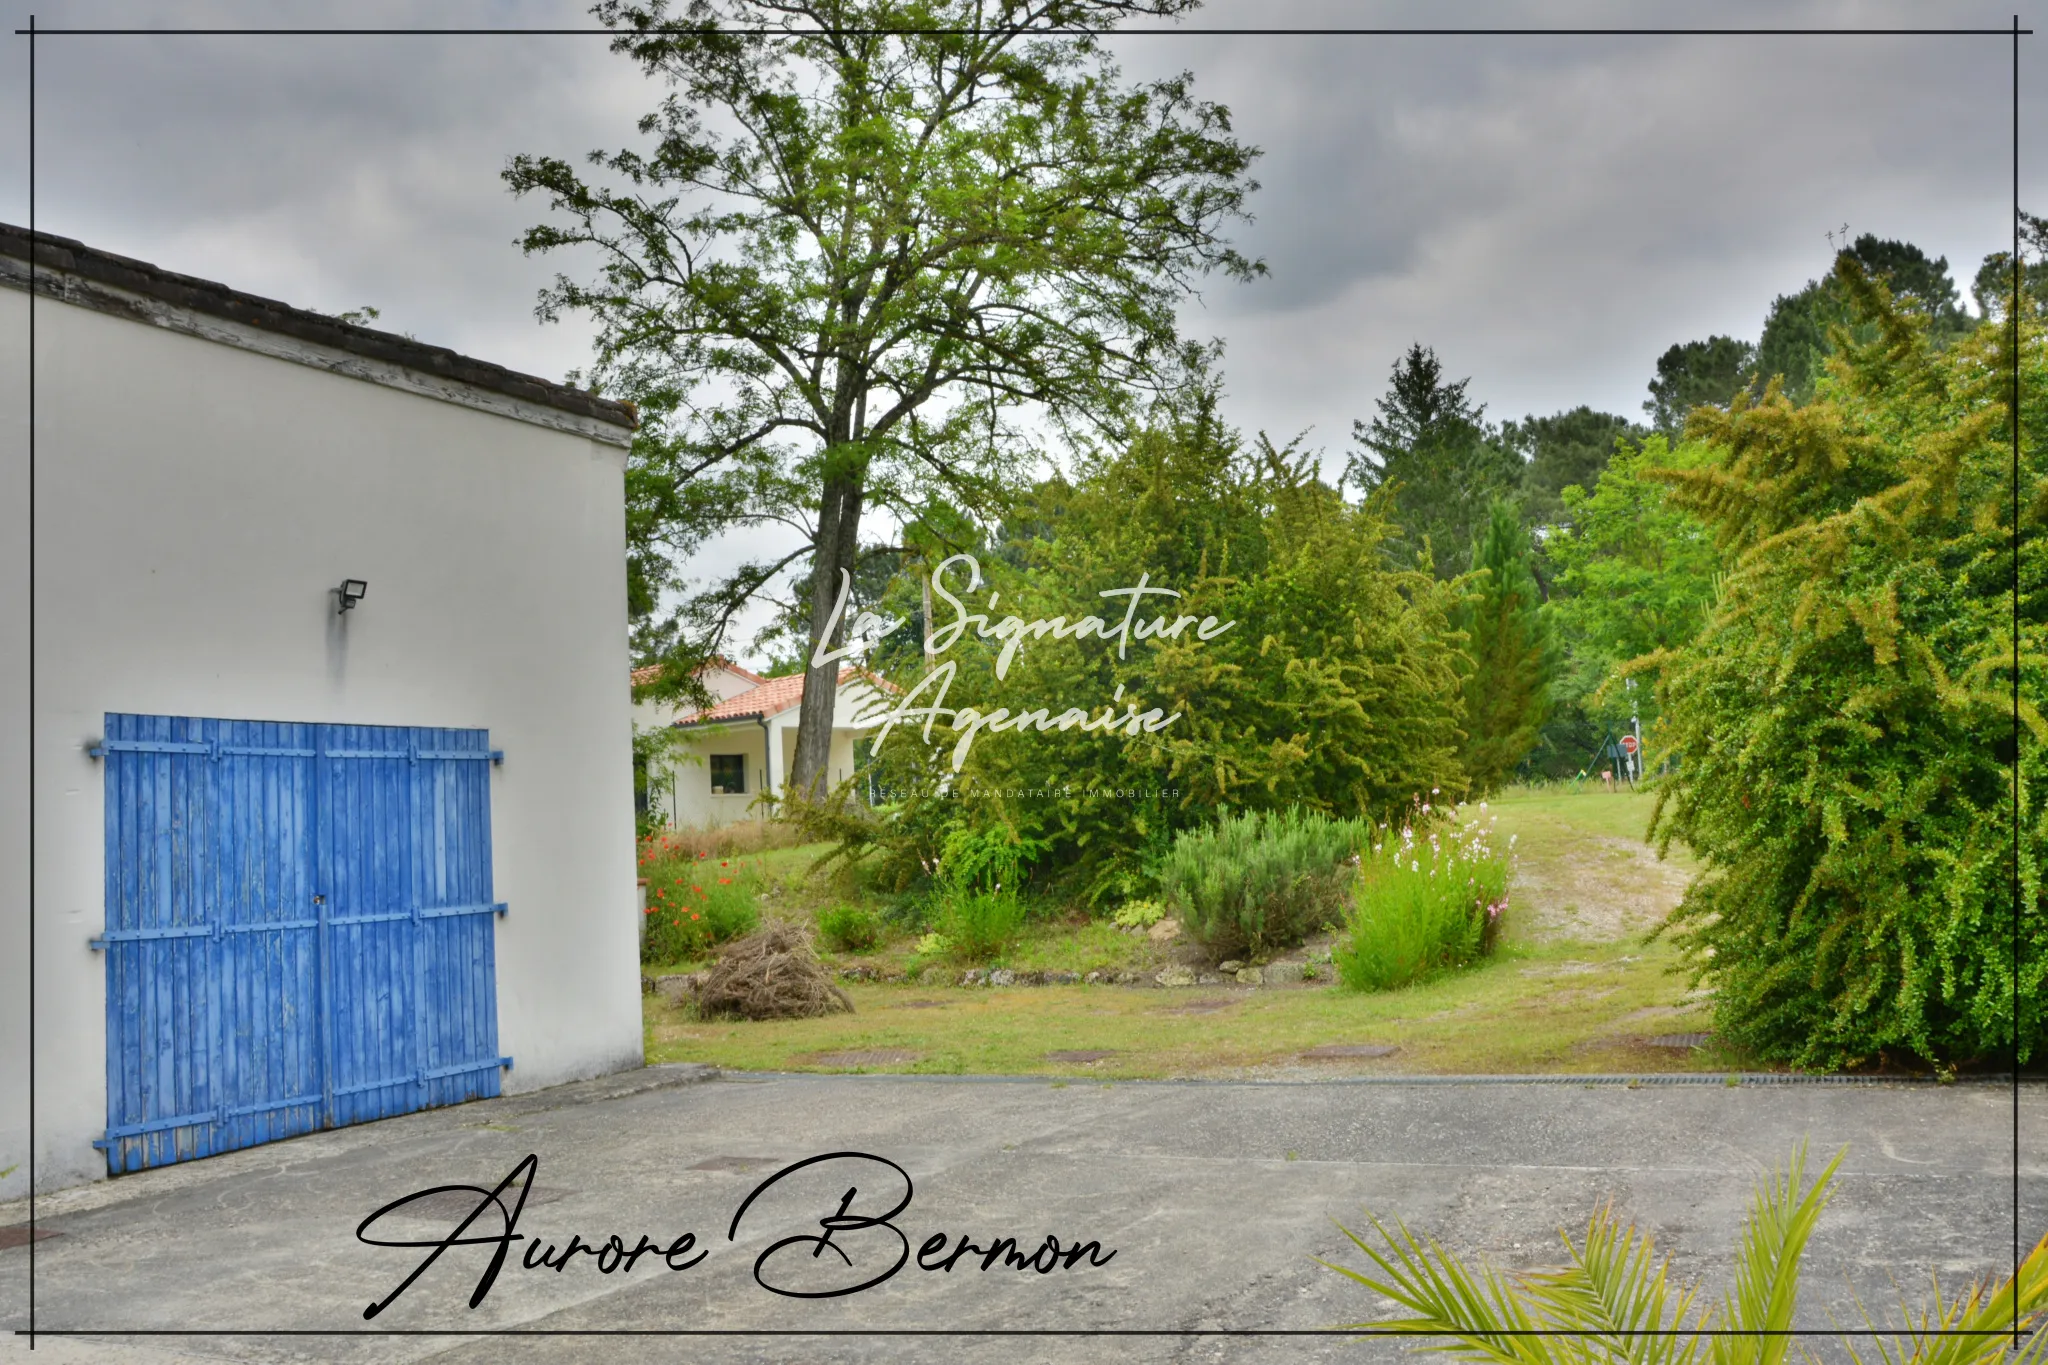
<box><xmin>0</xmin><ymin>0</ymin><xmax>2041</xmax><ymax>614</ymax></box>
<box><xmin>1106</xmin><ymin>0</ymin><xmax>2046</xmax><ymax>448</ymax></box>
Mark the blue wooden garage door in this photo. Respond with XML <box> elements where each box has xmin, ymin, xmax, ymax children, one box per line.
<box><xmin>96</xmin><ymin>713</ymin><xmax>510</xmax><ymax>1174</ymax></box>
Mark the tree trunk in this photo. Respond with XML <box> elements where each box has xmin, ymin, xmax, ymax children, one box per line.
<box><xmin>789</xmin><ymin>468</ymin><xmax>863</xmax><ymax>803</ymax></box>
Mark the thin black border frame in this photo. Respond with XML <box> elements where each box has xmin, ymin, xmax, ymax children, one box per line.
<box><xmin>6</xmin><ymin>8</ymin><xmax>2036</xmax><ymax>1351</ymax></box>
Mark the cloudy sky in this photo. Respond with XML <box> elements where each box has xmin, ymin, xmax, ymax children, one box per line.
<box><xmin>3</xmin><ymin>0</ymin><xmax>2041</xmax><ymax>654</ymax></box>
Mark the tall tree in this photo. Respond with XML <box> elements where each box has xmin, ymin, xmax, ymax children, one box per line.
<box><xmin>1526</xmin><ymin>433</ymin><xmax>1720</xmax><ymax>778</ymax></box>
<box><xmin>1457</xmin><ymin>498</ymin><xmax>1552</xmax><ymax>793</ymax></box>
<box><xmin>1348</xmin><ymin>344</ymin><xmax>1521</xmax><ymax>578</ymax></box>
<box><xmin>1756</xmin><ymin>233</ymin><xmax>1972</xmax><ymax>405</ymax></box>
<box><xmin>1971</xmin><ymin>208</ymin><xmax>2048</xmax><ymax>321</ymax></box>
<box><xmin>1499</xmin><ymin>406</ymin><xmax>1644</xmax><ymax>531</ymax></box>
<box><xmin>506</xmin><ymin>0</ymin><xmax>1262</xmax><ymax>799</ymax></box>
<box><xmin>1643</xmin><ymin>335</ymin><xmax>1755</xmax><ymax>435</ymax></box>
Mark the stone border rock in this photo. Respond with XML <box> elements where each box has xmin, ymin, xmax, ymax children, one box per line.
<box><xmin>813</xmin><ymin>953</ymin><xmax>1338</xmax><ymax>990</ymax></box>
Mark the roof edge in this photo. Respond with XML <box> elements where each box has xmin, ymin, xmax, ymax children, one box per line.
<box><xmin>0</xmin><ymin>224</ymin><xmax>639</xmax><ymax>435</ymax></box>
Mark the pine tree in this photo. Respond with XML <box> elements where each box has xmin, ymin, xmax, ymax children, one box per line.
<box><xmin>1458</xmin><ymin>499</ymin><xmax>1553</xmax><ymax>794</ymax></box>
<box><xmin>1348</xmin><ymin>344</ymin><xmax>1522</xmax><ymax>578</ymax></box>
<box><xmin>1643</xmin><ymin>336</ymin><xmax>1756</xmax><ymax>435</ymax></box>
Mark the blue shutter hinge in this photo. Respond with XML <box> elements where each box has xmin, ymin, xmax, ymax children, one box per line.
<box><xmin>499</xmin><ymin>1056</ymin><xmax>514</xmax><ymax>1070</ymax></box>
<box><xmin>87</xmin><ymin>934</ymin><xmax>106</xmax><ymax>952</ymax></box>
<box><xmin>490</xmin><ymin>749</ymin><xmax>505</xmax><ymax>765</ymax></box>
<box><xmin>493</xmin><ymin>902</ymin><xmax>509</xmax><ymax>918</ymax></box>
<box><xmin>86</xmin><ymin>742</ymin><xmax>104</xmax><ymax>760</ymax></box>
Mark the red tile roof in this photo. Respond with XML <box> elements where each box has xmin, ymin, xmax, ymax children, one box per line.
<box><xmin>676</xmin><ymin>668</ymin><xmax>895</xmax><ymax>725</ymax></box>
<box><xmin>629</xmin><ymin>657</ymin><xmax>768</xmax><ymax>689</ymax></box>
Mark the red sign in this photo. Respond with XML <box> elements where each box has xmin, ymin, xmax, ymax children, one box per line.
<box><xmin>1621</xmin><ymin>735</ymin><xmax>1638</xmax><ymax>755</ymax></box>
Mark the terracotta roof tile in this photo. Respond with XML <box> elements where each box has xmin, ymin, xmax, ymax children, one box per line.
<box><xmin>678</xmin><ymin>671</ymin><xmax>823</xmax><ymax>724</ymax></box>
<box><xmin>629</xmin><ymin>657</ymin><xmax>769</xmax><ymax>689</ymax></box>
<box><xmin>676</xmin><ymin>668</ymin><xmax>896</xmax><ymax>725</ymax></box>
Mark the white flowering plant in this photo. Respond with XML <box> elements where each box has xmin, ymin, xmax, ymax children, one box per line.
<box><xmin>1334</xmin><ymin>795</ymin><xmax>1512</xmax><ymax>992</ymax></box>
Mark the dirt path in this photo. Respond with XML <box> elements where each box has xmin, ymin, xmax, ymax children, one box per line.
<box><xmin>1485</xmin><ymin>791</ymin><xmax>1698</xmax><ymax>944</ymax></box>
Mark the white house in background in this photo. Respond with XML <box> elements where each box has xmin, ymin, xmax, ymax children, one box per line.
<box><xmin>0</xmin><ymin>223</ymin><xmax>644</xmax><ymax>1197</ymax></box>
<box><xmin>632</xmin><ymin>665</ymin><xmax>894</xmax><ymax>829</ymax></box>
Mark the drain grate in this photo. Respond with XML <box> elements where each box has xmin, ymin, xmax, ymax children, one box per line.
<box><xmin>1162</xmin><ymin>998</ymin><xmax>1238</xmax><ymax>1015</ymax></box>
<box><xmin>1044</xmin><ymin>1050</ymin><xmax>1117</xmax><ymax>1063</ymax></box>
<box><xmin>1300</xmin><ymin>1044</ymin><xmax>1401</xmax><ymax>1060</ymax></box>
<box><xmin>1644</xmin><ymin>1033</ymin><xmax>1715</xmax><ymax>1049</ymax></box>
<box><xmin>0</xmin><ymin>1225</ymin><xmax>60</xmax><ymax>1250</ymax></box>
<box><xmin>892</xmin><ymin>1000</ymin><xmax>951</xmax><ymax>1009</ymax></box>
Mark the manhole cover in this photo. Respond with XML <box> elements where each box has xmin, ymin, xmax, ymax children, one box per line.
<box><xmin>382</xmin><ymin>1186</ymin><xmax>571</xmax><ymax>1221</ymax></box>
<box><xmin>1299</xmin><ymin>1044</ymin><xmax>1400</xmax><ymax>1060</ymax></box>
<box><xmin>800</xmin><ymin>1049</ymin><xmax>922</xmax><ymax>1067</ymax></box>
<box><xmin>689</xmin><ymin>1155</ymin><xmax>782</xmax><ymax>1173</ymax></box>
<box><xmin>0</xmin><ymin>1225</ymin><xmax>60</xmax><ymax>1250</ymax></box>
<box><xmin>1044</xmin><ymin>1050</ymin><xmax>1117</xmax><ymax>1063</ymax></box>
<box><xmin>1644</xmin><ymin>1033</ymin><xmax>1715</xmax><ymax>1049</ymax></box>
<box><xmin>893</xmin><ymin>1000</ymin><xmax>950</xmax><ymax>1009</ymax></box>
<box><xmin>1162</xmin><ymin>997</ymin><xmax>1237</xmax><ymax>1015</ymax></box>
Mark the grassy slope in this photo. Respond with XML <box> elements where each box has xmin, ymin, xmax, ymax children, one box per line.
<box><xmin>644</xmin><ymin>789</ymin><xmax>1751</xmax><ymax>1077</ymax></box>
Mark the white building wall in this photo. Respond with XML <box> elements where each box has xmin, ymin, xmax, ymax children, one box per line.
<box><xmin>639</xmin><ymin>678</ymin><xmax>891</xmax><ymax>832</ymax></box>
<box><xmin>0</xmin><ymin>276</ymin><xmax>28</xmax><ymax>1201</ymax></box>
<box><xmin>0</xmin><ymin>285</ymin><xmax>642</xmax><ymax>1197</ymax></box>
<box><xmin>659</xmin><ymin>725</ymin><xmax>770</xmax><ymax>830</ymax></box>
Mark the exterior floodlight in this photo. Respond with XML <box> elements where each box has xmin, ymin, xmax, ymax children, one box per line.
<box><xmin>336</xmin><ymin>579</ymin><xmax>368</xmax><ymax>613</ymax></box>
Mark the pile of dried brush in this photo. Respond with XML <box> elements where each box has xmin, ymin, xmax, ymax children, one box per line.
<box><xmin>696</xmin><ymin>921</ymin><xmax>854</xmax><ymax>1021</ymax></box>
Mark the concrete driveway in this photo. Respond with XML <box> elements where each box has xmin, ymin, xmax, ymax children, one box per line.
<box><xmin>4</xmin><ymin>1068</ymin><xmax>2044</xmax><ymax>1363</ymax></box>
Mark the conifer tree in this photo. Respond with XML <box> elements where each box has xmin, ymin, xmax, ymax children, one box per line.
<box><xmin>1651</xmin><ymin>254</ymin><xmax>2046</xmax><ymax>1069</ymax></box>
<box><xmin>1348</xmin><ymin>344</ymin><xmax>1522</xmax><ymax>578</ymax></box>
<box><xmin>1458</xmin><ymin>498</ymin><xmax>1553</xmax><ymax>794</ymax></box>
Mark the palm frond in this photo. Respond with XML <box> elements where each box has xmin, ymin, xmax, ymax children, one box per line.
<box><xmin>1835</xmin><ymin>1231</ymin><xmax>2048</xmax><ymax>1365</ymax></box>
<box><xmin>1520</xmin><ymin>1199</ymin><xmax>1706</xmax><ymax>1365</ymax></box>
<box><xmin>1323</xmin><ymin>1145</ymin><xmax>2046</xmax><ymax>1365</ymax></box>
<box><xmin>1710</xmin><ymin>1142</ymin><xmax>1846</xmax><ymax>1365</ymax></box>
<box><xmin>1322</xmin><ymin>1212</ymin><xmax>1567</xmax><ymax>1365</ymax></box>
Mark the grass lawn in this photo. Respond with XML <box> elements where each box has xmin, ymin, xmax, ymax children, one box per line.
<box><xmin>643</xmin><ymin>788</ymin><xmax>1758</xmax><ymax>1078</ymax></box>
<box><xmin>645</xmin><ymin>935</ymin><xmax>1728</xmax><ymax>1078</ymax></box>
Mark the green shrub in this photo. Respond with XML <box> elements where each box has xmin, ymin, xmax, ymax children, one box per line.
<box><xmin>1335</xmin><ymin>811</ymin><xmax>1508</xmax><ymax>992</ymax></box>
<box><xmin>817</xmin><ymin>903</ymin><xmax>881</xmax><ymax>953</ymax></box>
<box><xmin>939</xmin><ymin>821</ymin><xmax>1046</xmax><ymax>896</ymax></box>
<box><xmin>1650</xmin><ymin>265</ymin><xmax>2047</xmax><ymax>1068</ymax></box>
<box><xmin>640</xmin><ymin>844</ymin><xmax>762</xmax><ymax>964</ymax></box>
<box><xmin>1161</xmin><ymin>807</ymin><xmax>1369</xmax><ymax>959</ymax></box>
<box><xmin>937</xmin><ymin>889</ymin><xmax>1026</xmax><ymax>962</ymax></box>
<box><xmin>803</xmin><ymin>413</ymin><xmax>1470</xmax><ymax>909</ymax></box>
<box><xmin>1111</xmin><ymin>898</ymin><xmax>1166</xmax><ymax>930</ymax></box>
